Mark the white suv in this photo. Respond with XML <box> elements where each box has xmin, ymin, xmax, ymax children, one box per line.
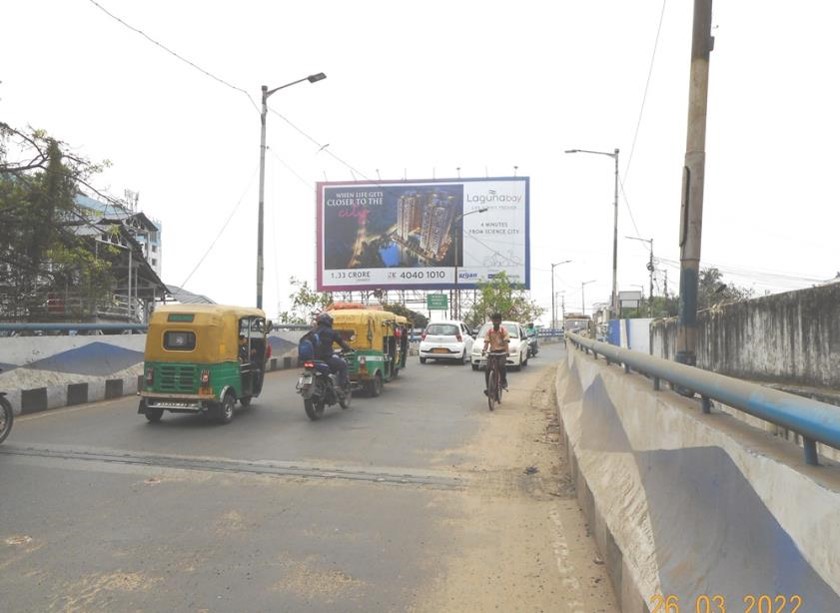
<box><xmin>470</xmin><ymin>321</ymin><xmax>529</xmax><ymax>371</ymax></box>
<box><xmin>418</xmin><ymin>321</ymin><xmax>475</xmax><ymax>364</ymax></box>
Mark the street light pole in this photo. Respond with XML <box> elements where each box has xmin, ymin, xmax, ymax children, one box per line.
<box><xmin>581</xmin><ymin>279</ymin><xmax>596</xmax><ymax>315</ymax></box>
<box><xmin>565</xmin><ymin>148</ymin><xmax>620</xmax><ymax>320</ymax></box>
<box><xmin>453</xmin><ymin>207</ymin><xmax>488</xmax><ymax>319</ymax></box>
<box><xmin>256</xmin><ymin>72</ymin><xmax>326</xmax><ymax>309</ymax></box>
<box><xmin>550</xmin><ymin>260</ymin><xmax>572</xmax><ymax>329</ymax></box>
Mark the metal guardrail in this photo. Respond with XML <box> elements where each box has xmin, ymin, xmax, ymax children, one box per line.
<box><xmin>0</xmin><ymin>322</ymin><xmax>313</xmax><ymax>335</ymax></box>
<box><xmin>0</xmin><ymin>323</ymin><xmax>148</xmax><ymax>334</ymax></box>
<box><xmin>567</xmin><ymin>332</ymin><xmax>840</xmax><ymax>466</ymax></box>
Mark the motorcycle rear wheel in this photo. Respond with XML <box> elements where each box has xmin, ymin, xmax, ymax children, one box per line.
<box><xmin>304</xmin><ymin>397</ymin><xmax>325</xmax><ymax>421</ymax></box>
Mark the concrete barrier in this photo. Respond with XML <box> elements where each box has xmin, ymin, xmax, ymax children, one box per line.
<box><xmin>556</xmin><ymin>347</ymin><xmax>840</xmax><ymax>612</ymax></box>
<box><xmin>0</xmin><ymin>330</ymin><xmax>306</xmax><ymax>415</ymax></box>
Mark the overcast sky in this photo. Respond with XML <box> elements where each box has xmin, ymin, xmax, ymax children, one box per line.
<box><xmin>3</xmin><ymin>1</ymin><xmax>838</xmax><ymax>321</ymax></box>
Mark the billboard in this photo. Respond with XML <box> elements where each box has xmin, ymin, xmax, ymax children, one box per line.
<box><xmin>316</xmin><ymin>177</ymin><xmax>529</xmax><ymax>291</ymax></box>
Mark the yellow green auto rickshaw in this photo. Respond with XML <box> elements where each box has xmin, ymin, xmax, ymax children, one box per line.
<box><xmin>330</xmin><ymin>308</ymin><xmax>406</xmax><ymax>397</ymax></box>
<box><xmin>139</xmin><ymin>304</ymin><xmax>269</xmax><ymax>424</ymax></box>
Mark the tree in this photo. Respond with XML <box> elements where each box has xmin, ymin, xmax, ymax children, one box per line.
<box><xmin>1</xmin><ymin>123</ymin><xmax>115</xmax><ymax>320</ymax></box>
<box><xmin>466</xmin><ymin>271</ymin><xmax>544</xmax><ymax>327</ymax></box>
<box><xmin>697</xmin><ymin>267</ymin><xmax>753</xmax><ymax>310</ymax></box>
<box><xmin>380</xmin><ymin>301</ymin><xmax>428</xmax><ymax>329</ymax></box>
<box><xmin>277</xmin><ymin>277</ymin><xmax>333</xmax><ymax>324</ymax></box>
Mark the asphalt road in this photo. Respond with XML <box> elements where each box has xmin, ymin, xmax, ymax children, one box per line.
<box><xmin>0</xmin><ymin>343</ymin><xmax>617</xmax><ymax>612</ymax></box>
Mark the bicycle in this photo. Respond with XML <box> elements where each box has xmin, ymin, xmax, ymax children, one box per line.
<box><xmin>484</xmin><ymin>350</ymin><xmax>507</xmax><ymax>411</ymax></box>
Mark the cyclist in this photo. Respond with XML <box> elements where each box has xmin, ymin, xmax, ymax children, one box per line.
<box><xmin>483</xmin><ymin>312</ymin><xmax>510</xmax><ymax>393</ymax></box>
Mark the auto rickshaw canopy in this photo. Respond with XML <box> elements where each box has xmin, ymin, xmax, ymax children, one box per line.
<box><xmin>330</xmin><ymin>308</ymin><xmax>399</xmax><ymax>351</ymax></box>
<box><xmin>145</xmin><ymin>304</ymin><xmax>267</xmax><ymax>363</ymax></box>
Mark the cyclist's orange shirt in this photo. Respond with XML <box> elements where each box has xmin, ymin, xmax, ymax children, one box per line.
<box><xmin>484</xmin><ymin>326</ymin><xmax>510</xmax><ymax>352</ymax></box>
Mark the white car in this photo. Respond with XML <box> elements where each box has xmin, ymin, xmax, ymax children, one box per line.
<box><xmin>470</xmin><ymin>321</ymin><xmax>529</xmax><ymax>371</ymax></box>
<box><xmin>418</xmin><ymin>321</ymin><xmax>475</xmax><ymax>364</ymax></box>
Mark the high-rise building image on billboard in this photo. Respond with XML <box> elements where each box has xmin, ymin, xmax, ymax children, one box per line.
<box><xmin>395</xmin><ymin>191</ymin><xmax>458</xmax><ymax>264</ymax></box>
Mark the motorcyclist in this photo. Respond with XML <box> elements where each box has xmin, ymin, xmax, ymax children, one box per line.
<box><xmin>307</xmin><ymin>312</ymin><xmax>353</xmax><ymax>393</ymax></box>
<box><xmin>525</xmin><ymin>322</ymin><xmax>538</xmax><ymax>355</ymax></box>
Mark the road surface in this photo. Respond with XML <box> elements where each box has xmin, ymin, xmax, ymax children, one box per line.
<box><xmin>0</xmin><ymin>344</ymin><xmax>616</xmax><ymax>612</ymax></box>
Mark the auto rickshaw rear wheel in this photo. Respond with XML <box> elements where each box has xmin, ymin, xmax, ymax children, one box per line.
<box><xmin>140</xmin><ymin>399</ymin><xmax>163</xmax><ymax>423</ymax></box>
<box><xmin>216</xmin><ymin>393</ymin><xmax>235</xmax><ymax>424</ymax></box>
<box><xmin>367</xmin><ymin>372</ymin><xmax>383</xmax><ymax>398</ymax></box>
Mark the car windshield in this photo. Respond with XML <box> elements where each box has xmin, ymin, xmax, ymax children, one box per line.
<box><xmin>426</xmin><ymin>324</ymin><xmax>459</xmax><ymax>336</ymax></box>
<box><xmin>477</xmin><ymin>323</ymin><xmax>519</xmax><ymax>339</ymax></box>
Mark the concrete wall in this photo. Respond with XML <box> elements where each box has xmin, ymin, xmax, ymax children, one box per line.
<box><xmin>652</xmin><ymin>284</ymin><xmax>840</xmax><ymax>393</ymax></box>
<box><xmin>0</xmin><ymin>331</ymin><xmax>306</xmax><ymax>415</ymax></box>
<box><xmin>608</xmin><ymin>319</ymin><xmax>653</xmax><ymax>353</ymax></box>
<box><xmin>556</xmin><ymin>347</ymin><xmax>840</xmax><ymax>612</ymax></box>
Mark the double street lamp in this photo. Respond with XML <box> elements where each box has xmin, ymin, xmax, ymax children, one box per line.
<box><xmin>550</xmin><ymin>260</ymin><xmax>572</xmax><ymax>329</ymax></box>
<box><xmin>256</xmin><ymin>72</ymin><xmax>327</xmax><ymax>309</ymax></box>
<box><xmin>565</xmin><ymin>148</ymin><xmax>620</xmax><ymax>319</ymax></box>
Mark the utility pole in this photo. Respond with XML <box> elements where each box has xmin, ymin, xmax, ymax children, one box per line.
<box><xmin>647</xmin><ymin>239</ymin><xmax>654</xmax><ymax>317</ymax></box>
<box><xmin>627</xmin><ymin>235</ymin><xmax>655</xmax><ymax>317</ymax></box>
<box><xmin>611</xmin><ymin>148</ymin><xmax>619</xmax><ymax>319</ymax></box>
<box><xmin>676</xmin><ymin>0</ymin><xmax>714</xmax><ymax>366</ymax></box>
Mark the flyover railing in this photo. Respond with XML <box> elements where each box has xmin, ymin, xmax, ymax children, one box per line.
<box><xmin>0</xmin><ymin>321</ymin><xmax>313</xmax><ymax>336</ymax></box>
<box><xmin>567</xmin><ymin>332</ymin><xmax>840</xmax><ymax>466</ymax></box>
<box><xmin>0</xmin><ymin>322</ymin><xmax>147</xmax><ymax>335</ymax></box>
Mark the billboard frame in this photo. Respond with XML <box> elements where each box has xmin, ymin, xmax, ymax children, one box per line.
<box><xmin>315</xmin><ymin>176</ymin><xmax>530</xmax><ymax>292</ymax></box>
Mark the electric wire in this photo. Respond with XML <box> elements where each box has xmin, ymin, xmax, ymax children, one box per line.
<box><xmin>179</xmin><ymin>165</ymin><xmax>259</xmax><ymax>288</ymax></box>
<box><xmin>623</xmin><ymin>0</ymin><xmax>668</xmax><ymax>183</ymax></box>
<box><xmin>85</xmin><ymin>0</ymin><xmax>260</xmax><ymax>113</ymax></box>
<box><xmin>654</xmin><ymin>256</ymin><xmax>830</xmax><ymax>286</ymax></box>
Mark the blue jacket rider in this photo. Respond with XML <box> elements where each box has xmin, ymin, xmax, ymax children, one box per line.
<box><xmin>310</xmin><ymin>312</ymin><xmax>353</xmax><ymax>391</ymax></box>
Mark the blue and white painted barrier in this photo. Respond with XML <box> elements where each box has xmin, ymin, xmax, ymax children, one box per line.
<box><xmin>0</xmin><ymin>330</ymin><xmax>306</xmax><ymax>415</ymax></box>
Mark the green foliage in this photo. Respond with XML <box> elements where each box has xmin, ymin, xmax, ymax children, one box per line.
<box><xmin>0</xmin><ymin>124</ymin><xmax>114</xmax><ymax>319</ymax></box>
<box><xmin>277</xmin><ymin>277</ymin><xmax>333</xmax><ymax>324</ymax></box>
<box><xmin>697</xmin><ymin>267</ymin><xmax>753</xmax><ymax>310</ymax></box>
<box><xmin>623</xmin><ymin>267</ymin><xmax>751</xmax><ymax>321</ymax></box>
<box><xmin>466</xmin><ymin>271</ymin><xmax>544</xmax><ymax>328</ymax></box>
<box><xmin>380</xmin><ymin>302</ymin><xmax>428</xmax><ymax>329</ymax></box>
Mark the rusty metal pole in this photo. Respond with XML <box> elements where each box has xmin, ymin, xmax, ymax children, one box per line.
<box><xmin>676</xmin><ymin>0</ymin><xmax>714</xmax><ymax>367</ymax></box>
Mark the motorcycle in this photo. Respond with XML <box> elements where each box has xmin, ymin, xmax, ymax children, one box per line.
<box><xmin>527</xmin><ymin>333</ymin><xmax>539</xmax><ymax>358</ymax></box>
<box><xmin>296</xmin><ymin>353</ymin><xmax>352</xmax><ymax>421</ymax></box>
<box><xmin>0</xmin><ymin>369</ymin><xmax>13</xmax><ymax>445</ymax></box>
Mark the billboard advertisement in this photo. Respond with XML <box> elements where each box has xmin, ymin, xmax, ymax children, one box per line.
<box><xmin>316</xmin><ymin>177</ymin><xmax>529</xmax><ymax>291</ymax></box>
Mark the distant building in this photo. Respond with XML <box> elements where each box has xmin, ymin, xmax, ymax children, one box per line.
<box><xmin>75</xmin><ymin>194</ymin><xmax>162</xmax><ymax>277</ymax></box>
